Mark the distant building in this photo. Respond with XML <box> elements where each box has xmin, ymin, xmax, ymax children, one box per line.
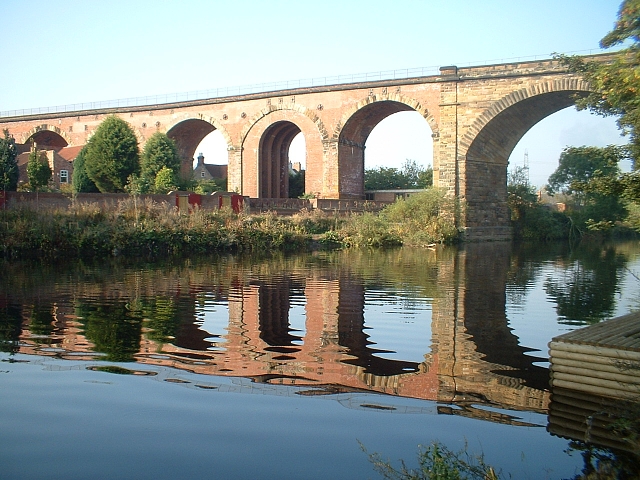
<box><xmin>17</xmin><ymin>144</ymin><xmax>79</xmax><ymax>189</ymax></box>
<box><xmin>193</xmin><ymin>152</ymin><xmax>228</xmax><ymax>181</ymax></box>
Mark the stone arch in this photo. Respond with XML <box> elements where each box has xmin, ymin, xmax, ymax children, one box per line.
<box><xmin>332</xmin><ymin>94</ymin><xmax>437</xmax><ymax>198</ymax></box>
<box><xmin>459</xmin><ymin>77</ymin><xmax>592</xmax><ymax>239</ymax></box>
<box><xmin>240</xmin><ymin>107</ymin><xmax>326</xmax><ymax>198</ymax></box>
<box><xmin>461</xmin><ymin>78</ymin><xmax>591</xmax><ymax>159</ymax></box>
<box><xmin>21</xmin><ymin>124</ymin><xmax>71</xmax><ymax>149</ymax></box>
<box><xmin>166</xmin><ymin>114</ymin><xmax>233</xmax><ymax>178</ymax></box>
<box><xmin>333</xmin><ymin>92</ymin><xmax>438</xmax><ymax>142</ymax></box>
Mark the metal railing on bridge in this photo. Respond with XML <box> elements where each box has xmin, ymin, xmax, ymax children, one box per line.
<box><xmin>0</xmin><ymin>48</ymin><xmax>611</xmax><ymax>118</ymax></box>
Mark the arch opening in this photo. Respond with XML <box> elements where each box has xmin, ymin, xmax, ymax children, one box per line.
<box><xmin>364</xmin><ymin>110</ymin><xmax>433</xmax><ymax>177</ymax></box>
<box><xmin>166</xmin><ymin>119</ymin><xmax>220</xmax><ymax>179</ymax></box>
<box><xmin>258</xmin><ymin>121</ymin><xmax>302</xmax><ymax>198</ymax></box>
<box><xmin>25</xmin><ymin>130</ymin><xmax>68</xmax><ymax>151</ymax></box>
<box><xmin>508</xmin><ymin>107</ymin><xmax>629</xmax><ymax>190</ymax></box>
<box><xmin>464</xmin><ymin>91</ymin><xmax>580</xmax><ymax>232</ymax></box>
<box><xmin>339</xmin><ymin>101</ymin><xmax>431</xmax><ymax>198</ymax></box>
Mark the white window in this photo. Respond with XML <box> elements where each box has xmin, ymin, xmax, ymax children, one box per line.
<box><xmin>201</xmin><ymin>171</ymin><xmax>206</xmax><ymax>178</ymax></box>
<box><xmin>60</xmin><ymin>170</ymin><xmax>69</xmax><ymax>183</ymax></box>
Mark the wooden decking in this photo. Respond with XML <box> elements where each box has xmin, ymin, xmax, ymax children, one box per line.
<box><xmin>549</xmin><ymin>311</ymin><xmax>640</xmax><ymax>401</ymax></box>
<box><xmin>548</xmin><ymin>312</ymin><xmax>640</xmax><ymax>455</ymax></box>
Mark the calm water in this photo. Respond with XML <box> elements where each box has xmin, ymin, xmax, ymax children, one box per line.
<box><xmin>1</xmin><ymin>241</ymin><xmax>640</xmax><ymax>479</ymax></box>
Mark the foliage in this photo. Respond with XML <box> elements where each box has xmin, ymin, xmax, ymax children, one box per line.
<box><xmin>365</xmin><ymin>160</ymin><xmax>433</xmax><ymax>190</ymax></box>
<box><xmin>26</xmin><ymin>146</ymin><xmax>52</xmax><ymax>192</ymax></box>
<box><xmin>154</xmin><ymin>166</ymin><xmax>178</xmax><ymax>194</ymax></box>
<box><xmin>362</xmin><ymin>441</ymin><xmax>501</xmax><ymax>480</ymax></box>
<box><xmin>194</xmin><ymin>178</ymin><xmax>227</xmax><ymax>195</ymax></box>
<box><xmin>0</xmin><ymin>129</ymin><xmax>19</xmax><ymax>192</ymax></box>
<box><xmin>547</xmin><ymin>146</ymin><xmax>623</xmax><ymax>197</ymax></box>
<box><xmin>140</xmin><ymin>132</ymin><xmax>180</xmax><ymax>193</ymax></box>
<box><xmin>71</xmin><ymin>146</ymin><xmax>99</xmax><ymax>193</ymax></box>
<box><xmin>289</xmin><ymin>170</ymin><xmax>305</xmax><ymax>198</ymax></box>
<box><xmin>327</xmin><ymin>189</ymin><xmax>460</xmax><ymax>247</ymax></box>
<box><xmin>84</xmin><ymin>115</ymin><xmax>140</xmax><ymax>193</ymax></box>
<box><xmin>556</xmin><ymin>0</ymin><xmax>640</xmax><ymax>162</ymax></box>
<box><xmin>506</xmin><ymin>166</ymin><xmax>568</xmax><ymax>241</ymax></box>
<box><xmin>547</xmin><ymin>146</ymin><xmax>628</xmax><ymax>234</ymax></box>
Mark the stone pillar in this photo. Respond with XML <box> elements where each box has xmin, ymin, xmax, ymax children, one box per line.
<box><xmin>435</xmin><ymin>66</ymin><xmax>460</xmax><ymax>198</ymax></box>
<box><xmin>227</xmin><ymin>145</ymin><xmax>243</xmax><ymax>194</ymax></box>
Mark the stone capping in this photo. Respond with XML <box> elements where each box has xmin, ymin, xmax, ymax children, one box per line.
<box><xmin>0</xmin><ymin>53</ymin><xmax>618</xmax><ymax>124</ymax></box>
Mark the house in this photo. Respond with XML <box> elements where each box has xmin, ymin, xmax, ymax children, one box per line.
<box><xmin>193</xmin><ymin>153</ymin><xmax>228</xmax><ymax>181</ymax></box>
<box><xmin>17</xmin><ymin>144</ymin><xmax>79</xmax><ymax>189</ymax></box>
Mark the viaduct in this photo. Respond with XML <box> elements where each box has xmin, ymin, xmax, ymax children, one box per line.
<box><xmin>0</xmin><ymin>55</ymin><xmax>602</xmax><ymax>240</ymax></box>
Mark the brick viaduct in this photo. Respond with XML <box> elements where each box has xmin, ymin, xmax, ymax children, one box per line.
<box><xmin>0</xmin><ymin>55</ymin><xmax>604</xmax><ymax>240</ymax></box>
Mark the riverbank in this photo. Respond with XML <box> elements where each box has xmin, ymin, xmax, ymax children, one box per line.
<box><xmin>0</xmin><ymin>190</ymin><xmax>460</xmax><ymax>260</ymax></box>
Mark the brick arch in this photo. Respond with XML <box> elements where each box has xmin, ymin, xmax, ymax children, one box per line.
<box><xmin>166</xmin><ymin>113</ymin><xmax>233</xmax><ymax>147</ymax></box>
<box><xmin>166</xmin><ymin>115</ymin><xmax>234</xmax><ymax>178</ymax></box>
<box><xmin>332</xmin><ymin>94</ymin><xmax>437</xmax><ymax>199</ymax></box>
<box><xmin>240</xmin><ymin>103</ymin><xmax>329</xmax><ymax>145</ymax></box>
<box><xmin>21</xmin><ymin>124</ymin><xmax>71</xmax><ymax>149</ymax></box>
<box><xmin>333</xmin><ymin>92</ymin><xmax>438</xmax><ymax>142</ymax></box>
<box><xmin>240</xmin><ymin>107</ymin><xmax>326</xmax><ymax>198</ymax></box>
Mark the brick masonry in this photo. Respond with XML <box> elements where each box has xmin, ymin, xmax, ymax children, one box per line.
<box><xmin>0</xmin><ymin>55</ymin><xmax>607</xmax><ymax>240</ymax></box>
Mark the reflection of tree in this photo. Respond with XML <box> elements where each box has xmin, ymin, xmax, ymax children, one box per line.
<box><xmin>0</xmin><ymin>303</ymin><xmax>22</xmax><ymax>353</ymax></box>
<box><xmin>77</xmin><ymin>302</ymin><xmax>143</xmax><ymax>362</ymax></box>
<box><xmin>29</xmin><ymin>303</ymin><xmax>55</xmax><ymax>338</ymax></box>
<box><xmin>506</xmin><ymin>242</ymin><xmax>568</xmax><ymax>306</ymax></box>
<box><xmin>143</xmin><ymin>296</ymin><xmax>180</xmax><ymax>344</ymax></box>
<box><xmin>545</xmin><ymin>245</ymin><xmax>626</xmax><ymax>325</ymax></box>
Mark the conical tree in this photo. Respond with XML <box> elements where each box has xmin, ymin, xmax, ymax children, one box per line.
<box><xmin>72</xmin><ymin>145</ymin><xmax>99</xmax><ymax>193</ymax></box>
<box><xmin>84</xmin><ymin>116</ymin><xmax>140</xmax><ymax>192</ymax></box>
<box><xmin>140</xmin><ymin>132</ymin><xmax>180</xmax><ymax>193</ymax></box>
<box><xmin>0</xmin><ymin>129</ymin><xmax>19</xmax><ymax>192</ymax></box>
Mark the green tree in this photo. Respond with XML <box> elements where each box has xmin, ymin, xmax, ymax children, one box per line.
<box><xmin>84</xmin><ymin>115</ymin><xmax>140</xmax><ymax>192</ymax></box>
<box><xmin>507</xmin><ymin>166</ymin><xmax>566</xmax><ymax>241</ymax></box>
<box><xmin>27</xmin><ymin>145</ymin><xmax>52</xmax><ymax>192</ymax></box>
<box><xmin>365</xmin><ymin>160</ymin><xmax>432</xmax><ymax>190</ymax></box>
<box><xmin>71</xmin><ymin>146</ymin><xmax>99</xmax><ymax>193</ymax></box>
<box><xmin>0</xmin><ymin>129</ymin><xmax>19</xmax><ymax>192</ymax></box>
<box><xmin>154</xmin><ymin>166</ymin><xmax>177</xmax><ymax>194</ymax></box>
<box><xmin>548</xmin><ymin>146</ymin><xmax>627</xmax><ymax>232</ymax></box>
<box><xmin>556</xmin><ymin>0</ymin><xmax>640</xmax><ymax>162</ymax></box>
<box><xmin>547</xmin><ymin>146</ymin><xmax>622</xmax><ymax>198</ymax></box>
<box><xmin>289</xmin><ymin>170</ymin><xmax>305</xmax><ymax>198</ymax></box>
<box><xmin>140</xmin><ymin>132</ymin><xmax>180</xmax><ymax>193</ymax></box>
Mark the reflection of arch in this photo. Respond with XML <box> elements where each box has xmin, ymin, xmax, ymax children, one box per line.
<box><xmin>22</xmin><ymin>125</ymin><xmax>71</xmax><ymax>149</ymax></box>
<box><xmin>241</xmin><ymin>107</ymin><xmax>325</xmax><ymax>198</ymax></box>
<box><xmin>461</xmin><ymin>79</ymin><xmax>591</xmax><ymax>234</ymax></box>
<box><xmin>334</xmin><ymin>96</ymin><xmax>436</xmax><ymax>198</ymax></box>
<box><xmin>166</xmin><ymin>115</ymin><xmax>233</xmax><ymax>178</ymax></box>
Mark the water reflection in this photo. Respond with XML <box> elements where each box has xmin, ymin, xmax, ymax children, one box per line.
<box><xmin>1</xmin><ymin>242</ymin><xmax>638</xmax><ymax>424</ymax></box>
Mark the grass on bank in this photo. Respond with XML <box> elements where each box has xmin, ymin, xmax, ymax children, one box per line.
<box><xmin>0</xmin><ymin>190</ymin><xmax>461</xmax><ymax>260</ymax></box>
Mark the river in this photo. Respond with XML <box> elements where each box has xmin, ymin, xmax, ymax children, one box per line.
<box><xmin>1</xmin><ymin>241</ymin><xmax>639</xmax><ymax>479</ymax></box>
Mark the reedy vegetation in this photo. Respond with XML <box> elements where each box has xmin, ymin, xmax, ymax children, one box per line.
<box><xmin>0</xmin><ymin>189</ymin><xmax>460</xmax><ymax>260</ymax></box>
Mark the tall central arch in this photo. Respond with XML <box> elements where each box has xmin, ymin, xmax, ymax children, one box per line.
<box><xmin>258</xmin><ymin>121</ymin><xmax>301</xmax><ymax>198</ymax></box>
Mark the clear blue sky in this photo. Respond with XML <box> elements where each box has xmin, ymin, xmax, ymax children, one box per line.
<box><xmin>1</xmin><ymin>0</ymin><xmax>629</xmax><ymax>188</ymax></box>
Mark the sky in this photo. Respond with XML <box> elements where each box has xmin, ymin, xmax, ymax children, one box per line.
<box><xmin>1</xmin><ymin>0</ymin><xmax>629</xmax><ymax>189</ymax></box>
